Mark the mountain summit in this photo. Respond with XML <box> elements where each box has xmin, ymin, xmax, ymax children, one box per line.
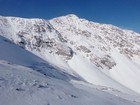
<box><xmin>0</xmin><ymin>15</ymin><xmax>140</xmax><ymax>105</ymax></box>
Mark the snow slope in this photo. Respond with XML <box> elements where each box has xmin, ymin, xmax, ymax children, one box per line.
<box><xmin>0</xmin><ymin>35</ymin><xmax>140</xmax><ymax>105</ymax></box>
<box><xmin>0</xmin><ymin>14</ymin><xmax>140</xmax><ymax>104</ymax></box>
<box><xmin>0</xmin><ymin>35</ymin><xmax>42</xmax><ymax>66</ymax></box>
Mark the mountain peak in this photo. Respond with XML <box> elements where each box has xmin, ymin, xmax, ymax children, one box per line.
<box><xmin>66</xmin><ymin>14</ymin><xmax>79</xmax><ymax>18</ymax></box>
<box><xmin>52</xmin><ymin>14</ymin><xmax>80</xmax><ymax>21</ymax></box>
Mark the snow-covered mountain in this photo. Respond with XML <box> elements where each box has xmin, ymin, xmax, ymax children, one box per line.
<box><xmin>0</xmin><ymin>14</ymin><xmax>140</xmax><ymax>105</ymax></box>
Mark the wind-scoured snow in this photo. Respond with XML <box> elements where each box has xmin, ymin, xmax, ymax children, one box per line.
<box><xmin>0</xmin><ymin>14</ymin><xmax>140</xmax><ymax>105</ymax></box>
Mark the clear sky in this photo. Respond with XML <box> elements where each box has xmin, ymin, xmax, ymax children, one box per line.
<box><xmin>0</xmin><ymin>0</ymin><xmax>140</xmax><ymax>33</ymax></box>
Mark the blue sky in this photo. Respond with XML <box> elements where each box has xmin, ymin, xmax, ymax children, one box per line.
<box><xmin>0</xmin><ymin>0</ymin><xmax>140</xmax><ymax>33</ymax></box>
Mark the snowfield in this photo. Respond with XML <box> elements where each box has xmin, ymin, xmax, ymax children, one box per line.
<box><xmin>0</xmin><ymin>14</ymin><xmax>140</xmax><ymax>105</ymax></box>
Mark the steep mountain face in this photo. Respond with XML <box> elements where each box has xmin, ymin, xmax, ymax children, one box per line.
<box><xmin>0</xmin><ymin>15</ymin><xmax>140</xmax><ymax>94</ymax></box>
<box><xmin>0</xmin><ymin>16</ymin><xmax>73</xmax><ymax>61</ymax></box>
<box><xmin>50</xmin><ymin>14</ymin><xmax>140</xmax><ymax>65</ymax></box>
<box><xmin>50</xmin><ymin>15</ymin><xmax>140</xmax><ymax>93</ymax></box>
